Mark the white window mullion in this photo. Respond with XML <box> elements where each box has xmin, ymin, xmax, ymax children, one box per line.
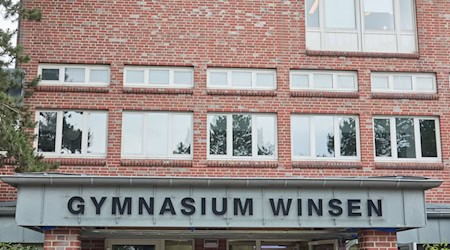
<box><xmin>169</xmin><ymin>69</ymin><xmax>174</xmax><ymax>87</ymax></box>
<box><xmin>356</xmin><ymin>0</ymin><xmax>364</xmax><ymax>51</ymax></box>
<box><xmin>393</xmin><ymin>0</ymin><xmax>401</xmax><ymax>51</ymax></box>
<box><xmin>142</xmin><ymin>114</ymin><xmax>149</xmax><ymax>156</ymax></box>
<box><xmin>167</xmin><ymin>114</ymin><xmax>173</xmax><ymax>157</ymax></box>
<box><xmin>252</xmin><ymin>115</ymin><xmax>258</xmax><ymax>157</ymax></box>
<box><xmin>59</xmin><ymin>67</ymin><xmax>65</xmax><ymax>84</ymax></box>
<box><xmin>81</xmin><ymin>112</ymin><xmax>89</xmax><ymax>155</ymax></box>
<box><xmin>332</xmin><ymin>74</ymin><xmax>337</xmax><ymax>90</ymax></box>
<box><xmin>227</xmin><ymin>114</ymin><xmax>233</xmax><ymax>157</ymax></box>
<box><xmin>85</xmin><ymin>69</ymin><xmax>90</xmax><ymax>84</ymax></box>
<box><xmin>319</xmin><ymin>0</ymin><xmax>325</xmax><ymax>49</ymax></box>
<box><xmin>310</xmin><ymin>116</ymin><xmax>316</xmax><ymax>157</ymax></box>
<box><xmin>309</xmin><ymin>73</ymin><xmax>314</xmax><ymax>89</ymax></box>
<box><xmin>334</xmin><ymin>117</ymin><xmax>341</xmax><ymax>157</ymax></box>
<box><xmin>390</xmin><ymin>117</ymin><xmax>398</xmax><ymax>159</ymax></box>
<box><xmin>411</xmin><ymin>76</ymin><xmax>417</xmax><ymax>91</ymax></box>
<box><xmin>414</xmin><ymin>118</ymin><xmax>422</xmax><ymax>159</ymax></box>
<box><xmin>144</xmin><ymin>69</ymin><xmax>150</xmax><ymax>85</ymax></box>
<box><xmin>55</xmin><ymin>111</ymin><xmax>64</xmax><ymax>155</ymax></box>
<box><xmin>252</xmin><ymin>72</ymin><xmax>257</xmax><ymax>88</ymax></box>
<box><xmin>388</xmin><ymin>75</ymin><xmax>394</xmax><ymax>90</ymax></box>
<box><xmin>227</xmin><ymin>72</ymin><xmax>232</xmax><ymax>87</ymax></box>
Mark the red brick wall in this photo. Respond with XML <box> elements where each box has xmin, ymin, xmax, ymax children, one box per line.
<box><xmin>44</xmin><ymin>228</ymin><xmax>81</xmax><ymax>250</ymax></box>
<box><xmin>0</xmin><ymin>0</ymin><xmax>449</xmax><ymax>203</ymax></box>
<box><xmin>358</xmin><ymin>230</ymin><xmax>397</xmax><ymax>250</ymax></box>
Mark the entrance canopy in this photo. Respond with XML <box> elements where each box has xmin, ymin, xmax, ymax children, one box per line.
<box><xmin>0</xmin><ymin>174</ymin><xmax>442</xmax><ymax>230</ymax></box>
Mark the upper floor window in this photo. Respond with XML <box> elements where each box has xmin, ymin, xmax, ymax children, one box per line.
<box><xmin>207</xmin><ymin>68</ymin><xmax>276</xmax><ymax>90</ymax></box>
<box><xmin>124</xmin><ymin>66</ymin><xmax>194</xmax><ymax>88</ymax></box>
<box><xmin>371</xmin><ymin>72</ymin><xmax>436</xmax><ymax>93</ymax></box>
<box><xmin>208</xmin><ymin>113</ymin><xmax>277</xmax><ymax>160</ymax></box>
<box><xmin>39</xmin><ymin>64</ymin><xmax>110</xmax><ymax>86</ymax></box>
<box><xmin>373</xmin><ymin>117</ymin><xmax>441</xmax><ymax>161</ymax></box>
<box><xmin>36</xmin><ymin>110</ymin><xmax>108</xmax><ymax>157</ymax></box>
<box><xmin>306</xmin><ymin>0</ymin><xmax>417</xmax><ymax>53</ymax></box>
<box><xmin>291</xmin><ymin>115</ymin><xmax>360</xmax><ymax>160</ymax></box>
<box><xmin>291</xmin><ymin>70</ymin><xmax>357</xmax><ymax>91</ymax></box>
<box><xmin>122</xmin><ymin>112</ymin><xmax>193</xmax><ymax>159</ymax></box>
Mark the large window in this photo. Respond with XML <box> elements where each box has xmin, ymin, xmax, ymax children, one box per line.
<box><xmin>207</xmin><ymin>68</ymin><xmax>276</xmax><ymax>90</ymax></box>
<box><xmin>306</xmin><ymin>0</ymin><xmax>417</xmax><ymax>53</ymax></box>
<box><xmin>38</xmin><ymin>64</ymin><xmax>110</xmax><ymax>86</ymax></box>
<box><xmin>124</xmin><ymin>66</ymin><xmax>194</xmax><ymax>88</ymax></box>
<box><xmin>36</xmin><ymin>110</ymin><xmax>108</xmax><ymax>157</ymax></box>
<box><xmin>371</xmin><ymin>73</ymin><xmax>436</xmax><ymax>93</ymax></box>
<box><xmin>291</xmin><ymin>70</ymin><xmax>357</xmax><ymax>91</ymax></box>
<box><xmin>208</xmin><ymin>114</ymin><xmax>277</xmax><ymax>160</ymax></box>
<box><xmin>122</xmin><ymin>112</ymin><xmax>193</xmax><ymax>159</ymax></box>
<box><xmin>291</xmin><ymin>115</ymin><xmax>360</xmax><ymax>160</ymax></box>
<box><xmin>373</xmin><ymin>117</ymin><xmax>441</xmax><ymax>161</ymax></box>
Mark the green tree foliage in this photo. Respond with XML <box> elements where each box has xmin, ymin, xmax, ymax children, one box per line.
<box><xmin>425</xmin><ymin>243</ymin><xmax>449</xmax><ymax>250</ymax></box>
<box><xmin>0</xmin><ymin>1</ymin><xmax>56</xmax><ymax>172</ymax></box>
<box><xmin>0</xmin><ymin>242</ymin><xmax>40</xmax><ymax>250</ymax></box>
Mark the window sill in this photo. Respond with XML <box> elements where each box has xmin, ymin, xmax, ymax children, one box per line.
<box><xmin>371</xmin><ymin>92</ymin><xmax>438</xmax><ymax>100</ymax></box>
<box><xmin>306</xmin><ymin>50</ymin><xmax>420</xmax><ymax>59</ymax></box>
<box><xmin>207</xmin><ymin>89</ymin><xmax>277</xmax><ymax>97</ymax></box>
<box><xmin>120</xmin><ymin>159</ymin><xmax>193</xmax><ymax>167</ymax></box>
<box><xmin>291</xmin><ymin>91</ymin><xmax>359</xmax><ymax>98</ymax></box>
<box><xmin>206</xmin><ymin>160</ymin><xmax>278</xmax><ymax>168</ymax></box>
<box><xmin>292</xmin><ymin>161</ymin><xmax>362</xmax><ymax>169</ymax></box>
<box><xmin>123</xmin><ymin>88</ymin><xmax>193</xmax><ymax>95</ymax></box>
<box><xmin>36</xmin><ymin>85</ymin><xmax>110</xmax><ymax>93</ymax></box>
<box><xmin>374</xmin><ymin>162</ymin><xmax>444</xmax><ymax>170</ymax></box>
<box><xmin>42</xmin><ymin>158</ymin><xmax>107</xmax><ymax>166</ymax></box>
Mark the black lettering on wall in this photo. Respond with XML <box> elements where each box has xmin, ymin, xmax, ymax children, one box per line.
<box><xmin>308</xmin><ymin>199</ymin><xmax>323</xmax><ymax>216</ymax></box>
<box><xmin>297</xmin><ymin>199</ymin><xmax>302</xmax><ymax>216</ymax></box>
<box><xmin>269</xmin><ymin>199</ymin><xmax>292</xmax><ymax>216</ymax></box>
<box><xmin>90</xmin><ymin>197</ymin><xmax>107</xmax><ymax>215</ymax></box>
<box><xmin>212</xmin><ymin>198</ymin><xmax>227</xmax><ymax>215</ymax></box>
<box><xmin>328</xmin><ymin>199</ymin><xmax>343</xmax><ymax>216</ymax></box>
<box><xmin>68</xmin><ymin>196</ymin><xmax>85</xmax><ymax>215</ymax></box>
<box><xmin>159</xmin><ymin>197</ymin><xmax>176</xmax><ymax>215</ymax></box>
<box><xmin>234</xmin><ymin>198</ymin><xmax>253</xmax><ymax>215</ymax></box>
<box><xmin>138</xmin><ymin>197</ymin><xmax>154</xmax><ymax>215</ymax></box>
<box><xmin>368</xmin><ymin>199</ymin><xmax>382</xmax><ymax>216</ymax></box>
<box><xmin>181</xmin><ymin>197</ymin><xmax>196</xmax><ymax>215</ymax></box>
<box><xmin>201</xmin><ymin>198</ymin><xmax>206</xmax><ymax>215</ymax></box>
<box><xmin>348</xmin><ymin>199</ymin><xmax>362</xmax><ymax>216</ymax></box>
<box><xmin>112</xmin><ymin>197</ymin><xmax>132</xmax><ymax>215</ymax></box>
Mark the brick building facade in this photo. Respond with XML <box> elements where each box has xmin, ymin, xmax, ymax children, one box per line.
<box><xmin>1</xmin><ymin>0</ymin><xmax>449</xmax><ymax>249</ymax></box>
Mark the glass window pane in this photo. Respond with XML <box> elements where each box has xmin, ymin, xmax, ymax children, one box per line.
<box><xmin>87</xmin><ymin>113</ymin><xmax>107</xmax><ymax>154</ymax></box>
<box><xmin>233</xmin><ymin>114</ymin><xmax>252</xmax><ymax>156</ymax></box>
<box><xmin>372</xmin><ymin>76</ymin><xmax>389</xmax><ymax>90</ymax></box>
<box><xmin>172</xmin><ymin>114</ymin><xmax>192</xmax><ymax>155</ymax></box>
<box><xmin>393</xmin><ymin>76</ymin><xmax>413</xmax><ymax>90</ymax></box>
<box><xmin>113</xmin><ymin>245</ymin><xmax>155</xmax><ymax>250</ymax></box>
<box><xmin>232</xmin><ymin>72</ymin><xmax>252</xmax><ymax>87</ymax></box>
<box><xmin>291</xmin><ymin>75</ymin><xmax>309</xmax><ymax>88</ymax></box>
<box><xmin>148</xmin><ymin>113</ymin><xmax>168</xmax><ymax>156</ymax></box>
<box><xmin>38</xmin><ymin>112</ymin><xmax>58</xmax><ymax>152</ymax></box>
<box><xmin>209</xmin><ymin>72</ymin><xmax>227</xmax><ymax>86</ymax></box>
<box><xmin>306</xmin><ymin>0</ymin><xmax>320</xmax><ymax>28</ymax></box>
<box><xmin>149</xmin><ymin>70</ymin><xmax>169</xmax><ymax>85</ymax></box>
<box><xmin>165</xmin><ymin>240</ymin><xmax>193</xmax><ymax>250</ymax></box>
<box><xmin>314</xmin><ymin>116</ymin><xmax>335</xmax><ymax>157</ymax></box>
<box><xmin>174</xmin><ymin>71</ymin><xmax>193</xmax><ymax>85</ymax></box>
<box><xmin>292</xmin><ymin>116</ymin><xmax>310</xmax><ymax>156</ymax></box>
<box><xmin>42</xmin><ymin>69</ymin><xmax>59</xmax><ymax>81</ymax></box>
<box><xmin>313</xmin><ymin>74</ymin><xmax>333</xmax><ymax>89</ymax></box>
<box><xmin>209</xmin><ymin>115</ymin><xmax>227</xmax><ymax>155</ymax></box>
<box><xmin>337</xmin><ymin>75</ymin><xmax>355</xmax><ymax>89</ymax></box>
<box><xmin>340</xmin><ymin>117</ymin><xmax>357</xmax><ymax>156</ymax></box>
<box><xmin>256</xmin><ymin>116</ymin><xmax>275</xmax><ymax>156</ymax></box>
<box><xmin>324</xmin><ymin>0</ymin><xmax>356</xmax><ymax>28</ymax></box>
<box><xmin>256</xmin><ymin>73</ymin><xmax>275</xmax><ymax>87</ymax></box>
<box><xmin>61</xmin><ymin>111</ymin><xmax>83</xmax><ymax>154</ymax></box>
<box><xmin>229</xmin><ymin>241</ymin><xmax>256</xmax><ymax>250</ymax></box>
<box><xmin>374</xmin><ymin>119</ymin><xmax>392</xmax><ymax>157</ymax></box>
<box><xmin>90</xmin><ymin>69</ymin><xmax>109</xmax><ymax>83</ymax></box>
<box><xmin>399</xmin><ymin>0</ymin><xmax>414</xmax><ymax>31</ymax></box>
<box><xmin>122</xmin><ymin>113</ymin><xmax>143</xmax><ymax>155</ymax></box>
<box><xmin>416</xmin><ymin>77</ymin><xmax>434</xmax><ymax>91</ymax></box>
<box><xmin>364</xmin><ymin>0</ymin><xmax>394</xmax><ymax>31</ymax></box>
<box><xmin>64</xmin><ymin>68</ymin><xmax>85</xmax><ymax>83</ymax></box>
<box><xmin>126</xmin><ymin>70</ymin><xmax>145</xmax><ymax>84</ymax></box>
<box><xmin>420</xmin><ymin>119</ymin><xmax>437</xmax><ymax>157</ymax></box>
<box><xmin>396</xmin><ymin>118</ymin><xmax>416</xmax><ymax>158</ymax></box>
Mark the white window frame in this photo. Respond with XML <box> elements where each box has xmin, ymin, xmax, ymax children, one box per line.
<box><xmin>306</xmin><ymin>0</ymin><xmax>418</xmax><ymax>53</ymax></box>
<box><xmin>38</xmin><ymin>64</ymin><xmax>110</xmax><ymax>87</ymax></box>
<box><xmin>290</xmin><ymin>70</ymin><xmax>358</xmax><ymax>91</ymax></box>
<box><xmin>34</xmin><ymin>110</ymin><xmax>108</xmax><ymax>158</ymax></box>
<box><xmin>123</xmin><ymin>66</ymin><xmax>194</xmax><ymax>88</ymax></box>
<box><xmin>371</xmin><ymin>72</ymin><xmax>436</xmax><ymax>93</ymax></box>
<box><xmin>207</xmin><ymin>113</ymin><xmax>278</xmax><ymax>161</ymax></box>
<box><xmin>121</xmin><ymin>112</ymin><xmax>194</xmax><ymax>160</ymax></box>
<box><xmin>207</xmin><ymin>68</ymin><xmax>277</xmax><ymax>90</ymax></box>
<box><xmin>373</xmin><ymin>116</ymin><xmax>441</xmax><ymax>162</ymax></box>
<box><xmin>291</xmin><ymin>115</ymin><xmax>361</xmax><ymax>161</ymax></box>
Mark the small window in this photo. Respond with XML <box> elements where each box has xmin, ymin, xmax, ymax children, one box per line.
<box><xmin>371</xmin><ymin>73</ymin><xmax>436</xmax><ymax>93</ymax></box>
<box><xmin>208</xmin><ymin>113</ymin><xmax>277</xmax><ymax>160</ymax></box>
<box><xmin>38</xmin><ymin>64</ymin><xmax>110</xmax><ymax>86</ymax></box>
<box><xmin>373</xmin><ymin>117</ymin><xmax>441</xmax><ymax>161</ymax></box>
<box><xmin>207</xmin><ymin>68</ymin><xmax>276</xmax><ymax>90</ymax></box>
<box><xmin>290</xmin><ymin>70</ymin><xmax>357</xmax><ymax>91</ymax></box>
<box><xmin>124</xmin><ymin>66</ymin><xmax>194</xmax><ymax>88</ymax></box>
<box><xmin>122</xmin><ymin>112</ymin><xmax>193</xmax><ymax>159</ymax></box>
<box><xmin>291</xmin><ymin>115</ymin><xmax>360</xmax><ymax>160</ymax></box>
<box><xmin>36</xmin><ymin>110</ymin><xmax>108</xmax><ymax>157</ymax></box>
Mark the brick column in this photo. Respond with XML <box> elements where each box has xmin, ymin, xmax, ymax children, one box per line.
<box><xmin>358</xmin><ymin>230</ymin><xmax>397</xmax><ymax>250</ymax></box>
<box><xmin>44</xmin><ymin>227</ymin><xmax>81</xmax><ymax>250</ymax></box>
